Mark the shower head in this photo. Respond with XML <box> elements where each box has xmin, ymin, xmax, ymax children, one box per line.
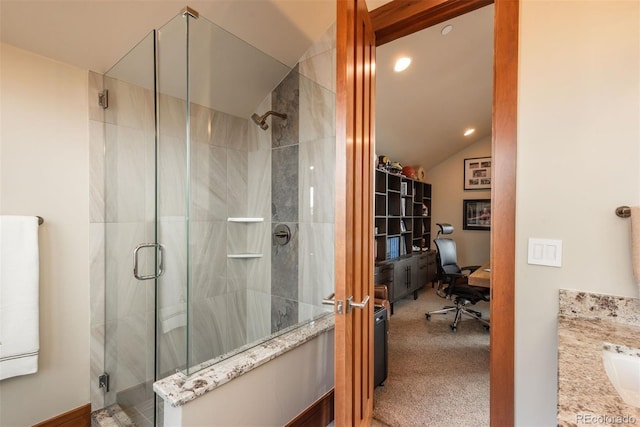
<box><xmin>251</xmin><ymin>110</ymin><xmax>287</xmax><ymax>131</ymax></box>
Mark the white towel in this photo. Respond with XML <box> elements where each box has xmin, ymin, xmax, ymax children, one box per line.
<box><xmin>0</xmin><ymin>215</ymin><xmax>40</xmax><ymax>380</ymax></box>
<box><xmin>631</xmin><ymin>207</ymin><xmax>640</xmax><ymax>286</ymax></box>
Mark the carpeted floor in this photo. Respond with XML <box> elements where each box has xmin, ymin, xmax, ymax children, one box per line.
<box><xmin>372</xmin><ymin>285</ymin><xmax>490</xmax><ymax>427</ymax></box>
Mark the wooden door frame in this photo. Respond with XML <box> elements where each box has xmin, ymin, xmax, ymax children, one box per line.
<box><xmin>335</xmin><ymin>0</ymin><xmax>377</xmax><ymax>424</ymax></box>
<box><xmin>368</xmin><ymin>1</ymin><xmax>518</xmax><ymax>426</ymax></box>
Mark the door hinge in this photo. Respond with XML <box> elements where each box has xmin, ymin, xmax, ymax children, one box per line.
<box><xmin>98</xmin><ymin>90</ymin><xmax>109</xmax><ymax>109</ymax></box>
<box><xmin>98</xmin><ymin>372</ymin><xmax>110</xmax><ymax>392</ymax></box>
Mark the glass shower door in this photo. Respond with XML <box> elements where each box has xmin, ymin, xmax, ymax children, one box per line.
<box><xmin>103</xmin><ymin>30</ymin><xmax>159</xmax><ymax>426</ymax></box>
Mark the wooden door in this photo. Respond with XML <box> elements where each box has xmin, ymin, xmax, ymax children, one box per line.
<box><xmin>334</xmin><ymin>0</ymin><xmax>376</xmax><ymax>425</ymax></box>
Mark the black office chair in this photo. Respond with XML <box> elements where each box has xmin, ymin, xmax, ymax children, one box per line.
<box><xmin>425</xmin><ymin>223</ymin><xmax>490</xmax><ymax>332</ymax></box>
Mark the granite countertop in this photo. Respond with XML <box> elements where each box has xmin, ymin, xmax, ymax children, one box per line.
<box><xmin>153</xmin><ymin>314</ymin><xmax>334</xmax><ymax>407</ymax></box>
<box><xmin>558</xmin><ymin>290</ymin><xmax>640</xmax><ymax>426</ymax></box>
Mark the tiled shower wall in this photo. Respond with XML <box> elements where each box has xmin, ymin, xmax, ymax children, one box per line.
<box><xmin>270</xmin><ymin>22</ymin><xmax>337</xmax><ymax>332</ymax></box>
<box><xmin>88</xmin><ymin>21</ymin><xmax>335</xmax><ymax>411</ymax></box>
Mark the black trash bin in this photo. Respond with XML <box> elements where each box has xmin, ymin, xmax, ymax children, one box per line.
<box><xmin>374</xmin><ymin>305</ymin><xmax>388</xmax><ymax>387</ymax></box>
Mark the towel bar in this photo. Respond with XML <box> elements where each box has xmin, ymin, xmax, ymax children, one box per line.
<box><xmin>615</xmin><ymin>206</ymin><xmax>631</xmax><ymax>218</ymax></box>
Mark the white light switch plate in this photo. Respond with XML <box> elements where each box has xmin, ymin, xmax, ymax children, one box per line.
<box><xmin>528</xmin><ymin>238</ymin><xmax>562</xmax><ymax>267</ymax></box>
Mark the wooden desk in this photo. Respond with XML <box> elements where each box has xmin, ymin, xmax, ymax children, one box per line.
<box><xmin>468</xmin><ymin>262</ymin><xmax>490</xmax><ymax>288</ymax></box>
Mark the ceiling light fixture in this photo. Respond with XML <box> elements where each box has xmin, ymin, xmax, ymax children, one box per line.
<box><xmin>441</xmin><ymin>25</ymin><xmax>453</xmax><ymax>36</ymax></box>
<box><xmin>464</xmin><ymin>128</ymin><xmax>476</xmax><ymax>136</ymax></box>
<box><xmin>394</xmin><ymin>57</ymin><xmax>412</xmax><ymax>72</ymax></box>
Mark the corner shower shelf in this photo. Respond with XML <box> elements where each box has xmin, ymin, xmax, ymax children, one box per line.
<box><xmin>227</xmin><ymin>254</ymin><xmax>263</xmax><ymax>259</ymax></box>
<box><xmin>227</xmin><ymin>217</ymin><xmax>264</xmax><ymax>223</ymax></box>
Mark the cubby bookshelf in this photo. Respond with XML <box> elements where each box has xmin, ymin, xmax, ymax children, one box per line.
<box><xmin>374</xmin><ymin>168</ymin><xmax>432</xmax><ymax>262</ymax></box>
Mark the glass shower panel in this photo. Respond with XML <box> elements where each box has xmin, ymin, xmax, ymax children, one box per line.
<box><xmin>103</xmin><ymin>30</ymin><xmax>157</xmax><ymax>426</ymax></box>
<box><xmin>186</xmin><ymin>14</ymin><xmax>297</xmax><ymax>373</ymax></box>
<box><xmin>155</xmin><ymin>13</ymin><xmax>189</xmax><ymax>381</ymax></box>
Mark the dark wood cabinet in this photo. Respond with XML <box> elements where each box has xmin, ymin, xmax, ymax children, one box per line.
<box><xmin>391</xmin><ymin>256</ymin><xmax>419</xmax><ymax>302</ymax></box>
<box><xmin>374</xmin><ymin>168</ymin><xmax>435</xmax><ymax>313</ymax></box>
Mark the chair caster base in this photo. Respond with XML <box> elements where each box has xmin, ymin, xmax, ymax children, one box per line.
<box><xmin>483</xmin><ymin>325</ymin><xmax>490</xmax><ymax>332</ymax></box>
<box><xmin>450</xmin><ymin>325</ymin><xmax>457</xmax><ymax>332</ymax></box>
<box><xmin>425</xmin><ymin>313</ymin><xmax>431</xmax><ymax>320</ymax></box>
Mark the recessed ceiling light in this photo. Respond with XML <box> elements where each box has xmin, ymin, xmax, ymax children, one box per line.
<box><xmin>441</xmin><ymin>25</ymin><xmax>453</xmax><ymax>36</ymax></box>
<box><xmin>394</xmin><ymin>57</ymin><xmax>412</xmax><ymax>72</ymax></box>
<box><xmin>464</xmin><ymin>128</ymin><xmax>476</xmax><ymax>136</ymax></box>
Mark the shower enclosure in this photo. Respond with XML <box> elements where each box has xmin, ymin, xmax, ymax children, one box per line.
<box><xmin>95</xmin><ymin>7</ymin><xmax>336</xmax><ymax>425</ymax></box>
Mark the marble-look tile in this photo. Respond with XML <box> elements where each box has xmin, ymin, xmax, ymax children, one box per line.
<box><xmin>298</xmin><ymin>22</ymin><xmax>336</xmax><ymax>63</ymax></box>
<box><xmin>559</xmin><ymin>289</ymin><xmax>640</xmax><ymax>326</ymax></box>
<box><xmin>227</xmin><ymin>149</ymin><xmax>248</xmax><ymax>218</ymax></box>
<box><xmin>246</xmin><ymin>290</ymin><xmax>271</xmax><ymax>342</ymax></box>
<box><xmin>298</xmin><ymin>302</ymin><xmax>333</xmax><ymax>325</ymax></box>
<box><xmin>299</xmin><ymin>47</ymin><xmax>335</xmax><ymax>93</ymax></box>
<box><xmin>225</xmin><ymin>291</ymin><xmax>247</xmax><ymax>352</ymax></box>
<box><xmin>272</xmin><ymin>66</ymin><xmax>299</xmax><ymax>148</ymax></box>
<box><xmin>145</xmin><ymin>310</ymin><xmax>156</xmax><ymax>393</ymax></box>
<box><xmin>91</xmin><ymin>323</ymin><xmax>106</xmax><ymax>411</ymax></box>
<box><xmin>104</xmin><ymin>124</ymin><xmax>147</xmax><ymax>223</ymax></box>
<box><xmin>157</xmin><ymin>323</ymin><xmax>188</xmax><ymax>379</ymax></box>
<box><xmin>271</xmin><ymin>296</ymin><xmax>298</xmax><ymax>334</ymax></box>
<box><xmin>225</xmin><ymin>114</ymin><xmax>249</xmax><ymax>152</ymax></box>
<box><xmin>191</xmin><ymin>106</ymin><xmax>250</xmax><ymax>150</ymax></box>
<box><xmin>158</xmin><ymin>94</ymin><xmax>187</xmax><ymax>139</ymax></box>
<box><xmin>89</xmin><ymin>71</ymin><xmax>105</xmax><ymax>122</ymax></box>
<box><xmin>190</xmin><ymin>103</ymin><xmax>215</xmax><ymax>144</ymax></box>
<box><xmin>157</xmin><ymin>135</ymin><xmax>187</xmax><ymax>217</ymax></box>
<box><xmin>153</xmin><ymin>314</ymin><xmax>334</xmax><ymax>407</ymax></box>
<box><xmin>299</xmin><ymin>138</ymin><xmax>335</xmax><ymax>224</ymax></box>
<box><xmin>271</xmin><ymin>222</ymin><xmax>298</xmax><ymax>301</ymax></box>
<box><xmin>104</xmin><ymin>320</ymin><xmax>118</xmax><ymax>408</ymax></box>
<box><xmin>247</xmin><ymin>149</ymin><xmax>271</xmax><ymax>219</ymax></box>
<box><xmin>90</xmin><ymin>120</ymin><xmax>106</xmax><ymax>223</ymax></box>
<box><xmin>246</xmin><ymin>222</ymin><xmax>271</xmax><ymax>294</ymax></box>
<box><xmin>227</xmin><ymin>258</ymin><xmax>248</xmax><ymax>294</ymax></box>
<box><xmin>115</xmin><ymin>313</ymin><xmax>150</xmax><ymax>393</ymax></box>
<box><xmin>117</xmin><ymin>382</ymin><xmax>149</xmax><ymax>409</ymax></box>
<box><xmin>90</xmin><ymin>223</ymin><xmax>106</xmax><ymax>326</ymax></box>
<box><xmin>190</xmin><ymin>221</ymin><xmax>227</xmax><ymax>298</ymax></box>
<box><xmin>298</xmin><ymin>223</ymin><xmax>334</xmax><ymax>307</ymax></box>
<box><xmin>227</xmin><ymin>220</ymin><xmax>248</xmax><ymax>256</ymax></box>
<box><xmin>105</xmin><ymin>222</ymin><xmax>151</xmax><ymax>320</ymax></box>
<box><xmin>104</xmin><ymin>77</ymin><xmax>154</xmax><ymax>133</ymax></box>
<box><xmin>190</xmin><ymin>140</ymin><xmax>227</xmax><ymax>221</ymax></box>
<box><xmin>189</xmin><ymin>296</ymin><xmax>227</xmax><ymax>368</ymax></box>
<box><xmin>157</xmin><ymin>217</ymin><xmax>188</xmax><ymax>320</ymax></box>
<box><xmin>299</xmin><ymin>75</ymin><xmax>335</xmax><ymax>144</ymax></box>
<box><xmin>272</xmin><ymin>145</ymin><xmax>299</xmax><ymax>222</ymax></box>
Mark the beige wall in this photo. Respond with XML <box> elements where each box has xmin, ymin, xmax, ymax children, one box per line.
<box><xmin>0</xmin><ymin>44</ymin><xmax>90</xmax><ymax>426</ymax></box>
<box><xmin>516</xmin><ymin>1</ymin><xmax>640</xmax><ymax>425</ymax></box>
<box><xmin>426</xmin><ymin>136</ymin><xmax>491</xmax><ymax>267</ymax></box>
<box><xmin>164</xmin><ymin>330</ymin><xmax>334</xmax><ymax>426</ymax></box>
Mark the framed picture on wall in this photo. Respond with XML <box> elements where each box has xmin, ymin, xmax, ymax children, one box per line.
<box><xmin>463</xmin><ymin>199</ymin><xmax>491</xmax><ymax>230</ymax></box>
<box><xmin>464</xmin><ymin>157</ymin><xmax>492</xmax><ymax>190</ymax></box>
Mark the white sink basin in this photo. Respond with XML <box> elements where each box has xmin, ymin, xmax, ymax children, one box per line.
<box><xmin>602</xmin><ymin>342</ymin><xmax>640</xmax><ymax>408</ymax></box>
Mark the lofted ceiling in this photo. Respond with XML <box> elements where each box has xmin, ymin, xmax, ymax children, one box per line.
<box><xmin>0</xmin><ymin>0</ymin><xmax>492</xmax><ymax>172</ymax></box>
<box><xmin>375</xmin><ymin>4</ymin><xmax>494</xmax><ymax>171</ymax></box>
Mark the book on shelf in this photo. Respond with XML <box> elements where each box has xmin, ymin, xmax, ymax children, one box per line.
<box><xmin>400</xmin><ymin>220</ymin><xmax>406</xmax><ymax>232</ymax></box>
<box><xmin>387</xmin><ymin>236</ymin><xmax>400</xmax><ymax>259</ymax></box>
<box><xmin>401</xmin><ymin>199</ymin><xmax>406</xmax><ymax>216</ymax></box>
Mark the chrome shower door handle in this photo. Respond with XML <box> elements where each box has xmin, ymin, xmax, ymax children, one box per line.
<box><xmin>133</xmin><ymin>243</ymin><xmax>163</xmax><ymax>280</ymax></box>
